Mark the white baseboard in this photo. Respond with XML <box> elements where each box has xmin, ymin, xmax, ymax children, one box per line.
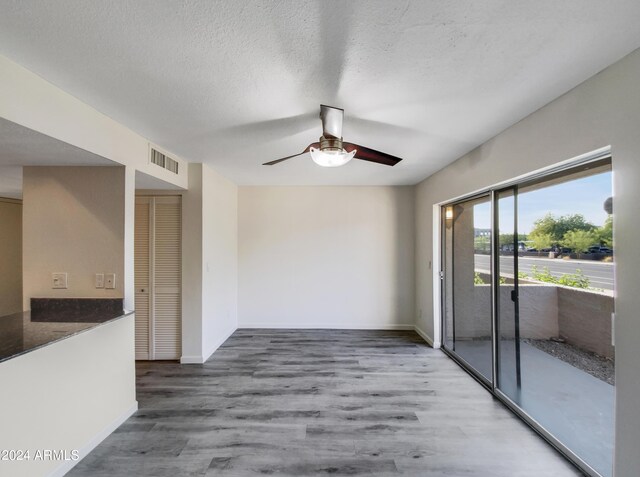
<box><xmin>414</xmin><ymin>325</ymin><xmax>439</xmax><ymax>348</ymax></box>
<box><xmin>180</xmin><ymin>325</ymin><xmax>237</xmax><ymax>364</ymax></box>
<box><xmin>238</xmin><ymin>323</ymin><xmax>415</xmax><ymax>331</ymax></box>
<box><xmin>49</xmin><ymin>401</ymin><xmax>138</xmax><ymax>477</ymax></box>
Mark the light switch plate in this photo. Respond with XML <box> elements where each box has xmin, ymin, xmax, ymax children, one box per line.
<box><xmin>95</xmin><ymin>273</ymin><xmax>105</xmax><ymax>288</ymax></box>
<box><xmin>52</xmin><ymin>272</ymin><xmax>68</xmax><ymax>289</ymax></box>
<box><xmin>105</xmin><ymin>273</ymin><xmax>116</xmax><ymax>289</ymax></box>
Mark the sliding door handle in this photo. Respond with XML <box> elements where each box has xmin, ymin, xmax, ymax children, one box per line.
<box><xmin>511</xmin><ymin>289</ymin><xmax>518</xmax><ymax>303</ymax></box>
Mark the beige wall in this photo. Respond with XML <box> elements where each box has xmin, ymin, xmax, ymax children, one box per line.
<box><xmin>0</xmin><ymin>315</ymin><xmax>137</xmax><ymax>477</ymax></box>
<box><xmin>0</xmin><ymin>198</ymin><xmax>22</xmax><ymax>316</ymax></box>
<box><xmin>457</xmin><ymin>284</ymin><xmax>559</xmax><ymax>341</ymax></box>
<box><xmin>181</xmin><ymin>163</ymin><xmax>238</xmax><ymax>363</ymax></box>
<box><xmin>414</xmin><ymin>48</ymin><xmax>640</xmax><ymax>475</ymax></box>
<box><xmin>238</xmin><ymin>186</ymin><xmax>415</xmax><ymax>329</ymax></box>
<box><xmin>22</xmin><ymin>167</ymin><xmax>125</xmax><ymax>309</ymax></box>
<box><xmin>557</xmin><ymin>287</ymin><xmax>614</xmax><ymax>359</ymax></box>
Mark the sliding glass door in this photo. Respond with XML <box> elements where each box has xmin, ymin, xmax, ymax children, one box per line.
<box><xmin>442</xmin><ymin>194</ymin><xmax>493</xmax><ymax>384</ymax></box>
<box><xmin>495</xmin><ymin>187</ymin><xmax>522</xmax><ymax>397</ymax></box>
<box><xmin>442</xmin><ymin>156</ymin><xmax>615</xmax><ymax>477</ymax></box>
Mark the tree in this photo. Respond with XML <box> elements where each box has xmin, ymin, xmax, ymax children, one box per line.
<box><xmin>474</xmin><ymin>236</ymin><xmax>490</xmax><ymax>253</ymax></box>
<box><xmin>530</xmin><ymin>213</ymin><xmax>596</xmax><ymax>243</ymax></box>
<box><xmin>499</xmin><ymin>234</ymin><xmax>528</xmax><ymax>247</ymax></box>
<box><xmin>529</xmin><ymin>232</ymin><xmax>553</xmax><ymax>251</ymax></box>
<box><xmin>597</xmin><ymin>215</ymin><xmax>613</xmax><ymax>247</ymax></box>
<box><xmin>561</xmin><ymin>229</ymin><xmax>599</xmax><ymax>254</ymax></box>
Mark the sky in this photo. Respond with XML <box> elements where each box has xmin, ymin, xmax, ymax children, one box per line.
<box><xmin>474</xmin><ymin>170</ymin><xmax>612</xmax><ymax>234</ymax></box>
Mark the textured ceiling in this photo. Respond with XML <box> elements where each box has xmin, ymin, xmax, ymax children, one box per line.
<box><xmin>1</xmin><ymin>1</ymin><xmax>639</xmax><ymax>185</ymax></box>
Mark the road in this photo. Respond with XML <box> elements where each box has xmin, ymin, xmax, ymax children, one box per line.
<box><xmin>474</xmin><ymin>254</ymin><xmax>614</xmax><ymax>290</ymax></box>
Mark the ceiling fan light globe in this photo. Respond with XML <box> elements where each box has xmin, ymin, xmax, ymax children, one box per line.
<box><xmin>309</xmin><ymin>147</ymin><xmax>356</xmax><ymax>168</ymax></box>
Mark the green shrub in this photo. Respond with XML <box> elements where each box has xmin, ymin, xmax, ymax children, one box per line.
<box><xmin>528</xmin><ymin>265</ymin><xmax>590</xmax><ymax>289</ymax></box>
<box><xmin>556</xmin><ymin>269</ymin><xmax>590</xmax><ymax>289</ymax></box>
<box><xmin>474</xmin><ymin>272</ymin><xmax>506</xmax><ymax>285</ymax></box>
<box><xmin>530</xmin><ymin>265</ymin><xmax>555</xmax><ymax>283</ymax></box>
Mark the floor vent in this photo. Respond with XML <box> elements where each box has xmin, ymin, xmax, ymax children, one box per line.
<box><xmin>150</xmin><ymin>147</ymin><xmax>179</xmax><ymax>174</ymax></box>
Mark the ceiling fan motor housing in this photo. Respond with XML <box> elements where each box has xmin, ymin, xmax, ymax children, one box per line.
<box><xmin>319</xmin><ymin>136</ymin><xmax>344</xmax><ymax>152</ymax></box>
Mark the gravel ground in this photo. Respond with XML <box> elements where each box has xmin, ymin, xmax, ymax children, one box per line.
<box><xmin>524</xmin><ymin>338</ymin><xmax>615</xmax><ymax>386</ymax></box>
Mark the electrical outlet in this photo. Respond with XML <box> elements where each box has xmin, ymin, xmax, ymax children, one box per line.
<box><xmin>105</xmin><ymin>273</ymin><xmax>116</xmax><ymax>289</ymax></box>
<box><xmin>95</xmin><ymin>273</ymin><xmax>105</xmax><ymax>288</ymax></box>
<box><xmin>52</xmin><ymin>272</ymin><xmax>68</xmax><ymax>289</ymax></box>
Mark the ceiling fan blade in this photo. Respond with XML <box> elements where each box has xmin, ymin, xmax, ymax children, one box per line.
<box><xmin>320</xmin><ymin>105</ymin><xmax>344</xmax><ymax>139</ymax></box>
<box><xmin>262</xmin><ymin>143</ymin><xmax>319</xmax><ymax>166</ymax></box>
<box><xmin>343</xmin><ymin>142</ymin><xmax>403</xmax><ymax>166</ymax></box>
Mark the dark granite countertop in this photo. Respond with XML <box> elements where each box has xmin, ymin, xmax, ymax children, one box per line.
<box><xmin>0</xmin><ymin>298</ymin><xmax>132</xmax><ymax>363</ymax></box>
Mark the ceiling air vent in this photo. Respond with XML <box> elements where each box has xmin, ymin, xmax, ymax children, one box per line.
<box><xmin>150</xmin><ymin>147</ymin><xmax>179</xmax><ymax>174</ymax></box>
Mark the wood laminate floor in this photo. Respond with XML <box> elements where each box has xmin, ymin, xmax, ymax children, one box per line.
<box><xmin>68</xmin><ymin>329</ymin><xmax>583</xmax><ymax>476</ymax></box>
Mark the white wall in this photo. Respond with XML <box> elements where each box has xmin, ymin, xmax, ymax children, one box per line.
<box><xmin>238</xmin><ymin>186</ymin><xmax>415</xmax><ymax>329</ymax></box>
<box><xmin>181</xmin><ymin>163</ymin><xmax>238</xmax><ymax>363</ymax></box>
<box><xmin>0</xmin><ymin>198</ymin><xmax>22</xmax><ymax>316</ymax></box>
<box><xmin>414</xmin><ymin>48</ymin><xmax>640</xmax><ymax>476</ymax></box>
<box><xmin>22</xmin><ymin>167</ymin><xmax>124</xmax><ymax>309</ymax></box>
<box><xmin>181</xmin><ymin>166</ymin><xmax>204</xmax><ymax>362</ymax></box>
<box><xmin>0</xmin><ymin>315</ymin><xmax>137</xmax><ymax>477</ymax></box>
<box><xmin>202</xmin><ymin>165</ymin><xmax>238</xmax><ymax>357</ymax></box>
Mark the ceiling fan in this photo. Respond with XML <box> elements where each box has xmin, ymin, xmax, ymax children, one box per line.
<box><xmin>262</xmin><ymin>105</ymin><xmax>403</xmax><ymax>168</ymax></box>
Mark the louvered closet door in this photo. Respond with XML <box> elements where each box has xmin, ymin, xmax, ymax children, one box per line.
<box><xmin>134</xmin><ymin>196</ymin><xmax>182</xmax><ymax>361</ymax></box>
<box><xmin>152</xmin><ymin>196</ymin><xmax>182</xmax><ymax>359</ymax></box>
<box><xmin>134</xmin><ymin>197</ymin><xmax>151</xmax><ymax>360</ymax></box>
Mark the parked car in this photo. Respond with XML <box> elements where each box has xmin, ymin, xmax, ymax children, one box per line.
<box><xmin>587</xmin><ymin>246</ymin><xmax>613</xmax><ymax>254</ymax></box>
<box><xmin>500</xmin><ymin>242</ymin><xmax>528</xmax><ymax>252</ymax></box>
